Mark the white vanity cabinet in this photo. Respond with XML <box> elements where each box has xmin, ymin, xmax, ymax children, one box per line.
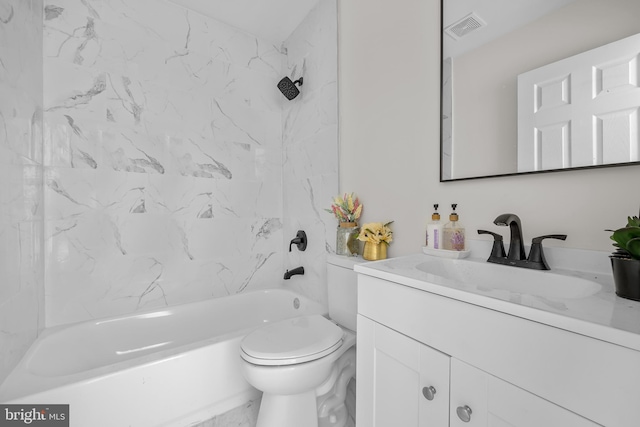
<box><xmin>356</xmin><ymin>272</ymin><xmax>640</xmax><ymax>427</ymax></box>
<box><xmin>357</xmin><ymin>315</ymin><xmax>597</xmax><ymax>427</ymax></box>
<box><xmin>357</xmin><ymin>316</ymin><xmax>450</xmax><ymax>426</ymax></box>
<box><xmin>449</xmin><ymin>359</ymin><xmax>597</xmax><ymax>427</ymax></box>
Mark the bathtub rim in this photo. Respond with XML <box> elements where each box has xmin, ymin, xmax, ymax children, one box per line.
<box><xmin>0</xmin><ymin>288</ymin><xmax>327</xmax><ymax>402</ymax></box>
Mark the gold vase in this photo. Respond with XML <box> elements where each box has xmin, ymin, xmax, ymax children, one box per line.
<box><xmin>363</xmin><ymin>242</ymin><xmax>387</xmax><ymax>261</ymax></box>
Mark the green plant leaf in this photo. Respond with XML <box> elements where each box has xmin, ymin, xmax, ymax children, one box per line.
<box><xmin>612</xmin><ymin>226</ymin><xmax>640</xmax><ymax>250</ymax></box>
<box><xmin>627</xmin><ymin>237</ymin><xmax>640</xmax><ymax>260</ymax></box>
<box><xmin>628</xmin><ymin>216</ymin><xmax>640</xmax><ymax>228</ymax></box>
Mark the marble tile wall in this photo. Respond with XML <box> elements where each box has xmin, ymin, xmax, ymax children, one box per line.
<box><xmin>0</xmin><ymin>0</ymin><xmax>45</xmax><ymax>383</ymax></box>
<box><xmin>281</xmin><ymin>0</ymin><xmax>338</xmax><ymax>306</ymax></box>
<box><xmin>43</xmin><ymin>0</ymin><xmax>288</xmax><ymax>326</ymax></box>
<box><xmin>41</xmin><ymin>0</ymin><xmax>339</xmax><ymax>325</ymax></box>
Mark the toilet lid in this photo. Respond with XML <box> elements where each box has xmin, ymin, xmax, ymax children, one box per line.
<box><xmin>240</xmin><ymin>315</ymin><xmax>344</xmax><ymax>366</ymax></box>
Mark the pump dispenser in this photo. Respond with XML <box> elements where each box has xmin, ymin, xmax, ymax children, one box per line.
<box><xmin>443</xmin><ymin>203</ymin><xmax>465</xmax><ymax>251</ymax></box>
<box><xmin>426</xmin><ymin>204</ymin><xmax>443</xmax><ymax>249</ymax></box>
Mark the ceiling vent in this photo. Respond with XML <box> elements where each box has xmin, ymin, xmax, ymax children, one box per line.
<box><xmin>445</xmin><ymin>13</ymin><xmax>486</xmax><ymax>40</ymax></box>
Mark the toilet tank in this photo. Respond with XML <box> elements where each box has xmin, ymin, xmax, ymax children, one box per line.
<box><xmin>327</xmin><ymin>254</ymin><xmax>363</xmax><ymax>331</ymax></box>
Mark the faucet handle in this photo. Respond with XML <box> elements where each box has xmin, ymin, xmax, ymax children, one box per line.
<box><xmin>478</xmin><ymin>229</ymin><xmax>503</xmax><ymax>239</ymax></box>
<box><xmin>477</xmin><ymin>230</ymin><xmax>506</xmax><ymax>259</ymax></box>
<box><xmin>289</xmin><ymin>230</ymin><xmax>307</xmax><ymax>252</ymax></box>
<box><xmin>528</xmin><ymin>234</ymin><xmax>567</xmax><ymax>270</ymax></box>
<box><xmin>531</xmin><ymin>234</ymin><xmax>567</xmax><ymax>244</ymax></box>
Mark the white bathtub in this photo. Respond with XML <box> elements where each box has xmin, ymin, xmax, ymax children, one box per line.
<box><xmin>0</xmin><ymin>289</ymin><xmax>326</xmax><ymax>427</ymax></box>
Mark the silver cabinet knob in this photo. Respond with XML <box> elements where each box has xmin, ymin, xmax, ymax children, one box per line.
<box><xmin>456</xmin><ymin>405</ymin><xmax>472</xmax><ymax>422</ymax></box>
<box><xmin>422</xmin><ymin>386</ymin><xmax>436</xmax><ymax>401</ymax></box>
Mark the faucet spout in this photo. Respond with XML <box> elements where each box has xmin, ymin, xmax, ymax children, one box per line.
<box><xmin>284</xmin><ymin>266</ymin><xmax>305</xmax><ymax>280</ymax></box>
<box><xmin>493</xmin><ymin>213</ymin><xmax>526</xmax><ymax>261</ymax></box>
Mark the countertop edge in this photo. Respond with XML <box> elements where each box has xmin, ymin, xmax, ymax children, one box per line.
<box><xmin>355</xmin><ymin>256</ymin><xmax>640</xmax><ymax>353</ymax></box>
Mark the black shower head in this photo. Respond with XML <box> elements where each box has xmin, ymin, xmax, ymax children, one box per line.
<box><xmin>277</xmin><ymin>76</ymin><xmax>303</xmax><ymax>100</ymax></box>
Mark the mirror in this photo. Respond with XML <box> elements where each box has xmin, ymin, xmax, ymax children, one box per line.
<box><xmin>441</xmin><ymin>0</ymin><xmax>640</xmax><ymax>181</ymax></box>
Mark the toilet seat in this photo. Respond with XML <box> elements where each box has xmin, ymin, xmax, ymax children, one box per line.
<box><xmin>240</xmin><ymin>315</ymin><xmax>344</xmax><ymax>366</ymax></box>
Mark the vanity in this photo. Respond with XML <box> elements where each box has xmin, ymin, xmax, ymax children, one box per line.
<box><xmin>354</xmin><ymin>249</ymin><xmax>640</xmax><ymax>426</ymax></box>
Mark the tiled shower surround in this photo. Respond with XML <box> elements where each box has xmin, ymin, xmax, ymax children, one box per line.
<box><xmin>1</xmin><ymin>0</ymin><xmax>338</xmax><ymax>387</ymax></box>
<box><xmin>0</xmin><ymin>0</ymin><xmax>45</xmax><ymax>384</ymax></box>
<box><xmin>281</xmin><ymin>0</ymin><xmax>339</xmax><ymax>304</ymax></box>
<box><xmin>43</xmin><ymin>0</ymin><xmax>338</xmax><ymax>326</ymax></box>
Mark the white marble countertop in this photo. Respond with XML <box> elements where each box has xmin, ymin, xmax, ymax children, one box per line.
<box><xmin>355</xmin><ymin>245</ymin><xmax>640</xmax><ymax>352</ymax></box>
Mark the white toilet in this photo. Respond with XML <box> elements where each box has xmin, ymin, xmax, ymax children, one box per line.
<box><xmin>239</xmin><ymin>255</ymin><xmax>361</xmax><ymax>427</ymax></box>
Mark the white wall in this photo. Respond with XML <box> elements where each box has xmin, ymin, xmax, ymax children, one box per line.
<box><xmin>339</xmin><ymin>0</ymin><xmax>640</xmax><ymax>258</ymax></box>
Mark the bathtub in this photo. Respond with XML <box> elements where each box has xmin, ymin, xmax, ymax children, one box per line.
<box><xmin>0</xmin><ymin>289</ymin><xmax>326</xmax><ymax>427</ymax></box>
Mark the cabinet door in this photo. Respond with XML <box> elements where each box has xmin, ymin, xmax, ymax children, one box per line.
<box><xmin>356</xmin><ymin>316</ymin><xmax>450</xmax><ymax>427</ymax></box>
<box><xmin>450</xmin><ymin>359</ymin><xmax>600</xmax><ymax>427</ymax></box>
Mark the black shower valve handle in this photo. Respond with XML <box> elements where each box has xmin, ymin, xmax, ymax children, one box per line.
<box><xmin>289</xmin><ymin>230</ymin><xmax>307</xmax><ymax>252</ymax></box>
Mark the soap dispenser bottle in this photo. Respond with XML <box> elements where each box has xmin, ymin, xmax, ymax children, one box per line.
<box><xmin>443</xmin><ymin>203</ymin><xmax>465</xmax><ymax>251</ymax></box>
<box><xmin>426</xmin><ymin>204</ymin><xmax>443</xmax><ymax>249</ymax></box>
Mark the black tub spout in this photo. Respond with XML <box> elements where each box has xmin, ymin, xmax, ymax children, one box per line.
<box><xmin>284</xmin><ymin>266</ymin><xmax>305</xmax><ymax>280</ymax></box>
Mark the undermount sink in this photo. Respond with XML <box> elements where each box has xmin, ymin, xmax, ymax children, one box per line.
<box><xmin>416</xmin><ymin>258</ymin><xmax>602</xmax><ymax>300</ymax></box>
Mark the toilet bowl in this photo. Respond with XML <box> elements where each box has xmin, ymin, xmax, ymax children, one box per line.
<box><xmin>240</xmin><ymin>315</ymin><xmax>356</xmax><ymax>427</ymax></box>
<box><xmin>239</xmin><ymin>255</ymin><xmax>361</xmax><ymax>427</ymax></box>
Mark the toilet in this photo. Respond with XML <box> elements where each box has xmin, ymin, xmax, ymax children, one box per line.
<box><xmin>239</xmin><ymin>255</ymin><xmax>361</xmax><ymax>427</ymax></box>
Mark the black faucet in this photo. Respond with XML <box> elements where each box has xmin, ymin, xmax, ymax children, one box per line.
<box><xmin>478</xmin><ymin>214</ymin><xmax>567</xmax><ymax>270</ymax></box>
<box><xmin>284</xmin><ymin>266</ymin><xmax>304</xmax><ymax>280</ymax></box>
<box><xmin>493</xmin><ymin>213</ymin><xmax>526</xmax><ymax>260</ymax></box>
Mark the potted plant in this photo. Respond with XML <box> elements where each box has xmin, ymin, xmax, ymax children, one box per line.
<box><xmin>357</xmin><ymin>221</ymin><xmax>393</xmax><ymax>261</ymax></box>
<box><xmin>609</xmin><ymin>214</ymin><xmax>640</xmax><ymax>301</ymax></box>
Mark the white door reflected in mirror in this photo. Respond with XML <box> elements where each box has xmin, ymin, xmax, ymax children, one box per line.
<box><xmin>517</xmin><ymin>32</ymin><xmax>640</xmax><ymax>172</ymax></box>
<box><xmin>441</xmin><ymin>0</ymin><xmax>640</xmax><ymax>181</ymax></box>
